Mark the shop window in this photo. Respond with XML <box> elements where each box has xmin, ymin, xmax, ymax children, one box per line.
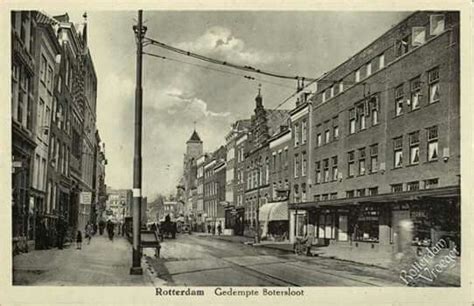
<box><xmin>396</xmin><ymin>35</ymin><xmax>410</xmax><ymax>58</ymax></box>
<box><xmin>427</xmin><ymin>126</ymin><xmax>438</xmax><ymax>161</ymax></box>
<box><xmin>424</xmin><ymin>178</ymin><xmax>439</xmax><ymax>189</ymax></box>
<box><xmin>317</xmin><ymin>133</ymin><xmax>322</xmax><ymax>146</ymax></box>
<box><xmin>409</xmin><ymin>131</ymin><xmax>420</xmax><ymax>165</ymax></box>
<box><xmin>315</xmin><ymin>161</ymin><xmax>321</xmax><ymax>184</ymax></box>
<box><xmin>349</xmin><ymin>108</ymin><xmax>356</xmax><ymax>134</ymax></box>
<box><xmin>395</xmin><ymin>84</ymin><xmax>404</xmax><ymax>116</ymax></box>
<box><xmin>393</xmin><ymin>136</ymin><xmax>403</xmax><ymax>168</ymax></box>
<box><xmin>369</xmin><ymin>187</ymin><xmax>378</xmax><ymax>195</ymax></box>
<box><xmin>338</xmin><ymin>214</ymin><xmax>348</xmax><ymax>241</ymax></box>
<box><xmin>391</xmin><ymin>183</ymin><xmax>403</xmax><ymax>193</ymax></box>
<box><xmin>410</xmin><ymin>204</ymin><xmax>432</xmax><ymax>246</ymax></box>
<box><xmin>348</xmin><ymin>151</ymin><xmax>355</xmax><ymax>177</ymax></box>
<box><xmin>323</xmin><ymin>159</ymin><xmax>329</xmax><ymax>182</ymax></box>
<box><xmin>407</xmin><ymin>181</ymin><xmax>420</xmax><ymax>191</ymax></box>
<box><xmin>412</xmin><ymin>26</ymin><xmax>426</xmax><ymax>46</ymax></box>
<box><xmin>428</xmin><ymin>67</ymin><xmax>440</xmax><ymax>104</ymax></box>
<box><xmin>346</xmin><ymin>190</ymin><xmax>354</xmax><ymax>198</ymax></box>
<box><xmin>356</xmin><ymin>188</ymin><xmax>366</xmax><ymax>197</ymax></box>
<box><xmin>325</xmin><ymin>129</ymin><xmax>330</xmax><ymax>144</ymax></box>
<box><xmin>317</xmin><ymin>211</ymin><xmax>336</xmax><ymax>239</ymax></box>
<box><xmin>369</xmin><ymin>144</ymin><xmax>378</xmax><ymax>173</ymax></box>
<box><xmin>410</xmin><ymin>76</ymin><xmax>422</xmax><ymax>110</ymax></box>
<box><xmin>358</xmin><ymin>147</ymin><xmax>366</xmax><ymax>175</ymax></box>
<box><xmin>354</xmin><ymin>206</ymin><xmax>379</xmax><ymax>242</ymax></box>
<box><xmin>430</xmin><ymin>14</ymin><xmax>445</xmax><ymax>35</ymax></box>
<box><xmin>332</xmin><ymin>156</ymin><xmax>338</xmax><ymax>181</ymax></box>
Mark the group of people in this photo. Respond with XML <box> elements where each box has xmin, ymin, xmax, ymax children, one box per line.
<box><xmin>207</xmin><ymin>223</ymin><xmax>222</xmax><ymax>236</ymax></box>
<box><xmin>75</xmin><ymin>220</ymin><xmax>117</xmax><ymax>249</ymax></box>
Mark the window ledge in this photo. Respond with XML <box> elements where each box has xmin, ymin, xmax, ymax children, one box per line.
<box><xmin>405</xmin><ymin>163</ymin><xmax>419</xmax><ymax>168</ymax></box>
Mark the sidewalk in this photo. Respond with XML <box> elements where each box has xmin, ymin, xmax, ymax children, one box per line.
<box><xmin>13</xmin><ymin>235</ymin><xmax>150</xmax><ymax>286</ymax></box>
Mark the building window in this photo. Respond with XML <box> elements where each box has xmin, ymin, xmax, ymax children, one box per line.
<box><xmin>393</xmin><ymin>136</ymin><xmax>403</xmax><ymax>168</ymax></box>
<box><xmin>349</xmin><ymin>108</ymin><xmax>356</xmax><ymax>134</ymax></box>
<box><xmin>325</xmin><ymin>129</ymin><xmax>330</xmax><ymax>144</ymax></box>
<box><xmin>317</xmin><ymin>133</ymin><xmax>322</xmax><ymax>147</ymax></box>
<box><xmin>284</xmin><ymin>148</ymin><xmax>289</xmax><ymax>169</ymax></box>
<box><xmin>330</xmin><ymin>192</ymin><xmax>338</xmax><ymax>200</ymax></box>
<box><xmin>348</xmin><ymin>151</ymin><xmax>355</xmax><ymax>177</ymax></box>
<box><xmin>301</xmin><ymin>152</ymin><xmax>307</xmax><ymax>177</ymax></box>
<box><xmin>369</xmin><ymin>187</ymin><xmax>378</xmax><ymax>195</ymax></box>
<box><xmin>358</xmin><ymin>104</ymin><xmax>366</xmax><ymax>130</ymax></box>
<box><xmin>410</xmin><ymin>76</ymin><xmax>422</xmax><ymax>110</ymax></box>
<box><xmin>333</xmin><ymin>116</ymin><xmax>339</xmax><ymax>139</ymax></box>
<box><xmin>323</xmin><ymin>159</ymin><xmax>329</xmax><ymax>182</ymax></box>
<box><xmin>428</xmin><ymin>67</ymin><xmax>440</xmax><ymax>104</ymax></box>
<box><xmin>355</xmin><ymin>69</ymin><xmax>361</xmax><ymax>82</ymax></box>
<box><xmin>322</xmin><ymin>90</ymin><xmax>326</xmax><ymax>103</ymax></box>
<box><xmin>330</xmin><ymin>86</ymin><xmax>334</xmax><ymax>98</ymax></box>
<box><xmin>366</xmin><ymin>62</ymin><xmax>372</xmax><ymax>77</ymax></box>
<box><xmin>332</xmin><ymin>156</ymin><xmax>338</xmax><ymax>181</ymax></box>
<box><xmin>315</xmin><ymin>161</ymin><xmax>321</xmax><ymax>184</ymax></box>
<box><xmin>391</xmin><ymin>183</ymin><xmax>403</xmax><ymax>193</ymax></box>
<box><xmin>395</xmin><ymin>84</ymin><xmax>404</xmax><ymax>116</ymax></box>
<box><xmin>427</xmin><ymin>126</ymin><xmax>439</xmax><ymax>161</ymax></box>
<box><xmin>425</xmin><ymin>178</ymin><xmax>439</xmax><ymax>189</ymax></box>
<box><xmin>293</xmin><ymin>184</ymin><xmax>299</xmax><ymax>203</ymax></box>
<box><xmin>47</xmin><ymin>65</ymin><xmax>53</xmax><ymax>90</ymax></box>
<box><xmin>321</xmin><ymin>194</ymin><xmax>329</xmax><ymax>201</ymax></box>
<box><xmin>339</xmin><ymin>82</ymin><xmax>344</xmax><ymax>93</ymax></box>
<box><xmin>301</xmin><ymin>119</ymin><xmax>307</xmax><ymax>144</ymax></box>
<box><xmin>294</xmin><ymin>123</ymin><xmax>299</xmax><ymax>147</ymax></box>
<box><xmin>369</xmin><ymin>144</ymin><xmax>378</xmax><ymax>173</ymax></box>
<box><xmin>356</xmin><ymin>188</ymin><xmax>365</xmax><ymax>197</ymax></box>
<box><xmin>294</xmin><ymin>154</ymin><xmax>299</xmax><ymax>178</ymax></box>
<box><xmin>430</xmin><ymin>14</ymin><xmax>445</xmax><ymax>35</ymax></box>
<box><xmin>346</xmin><ymin>190</ymin><xmax>354</xmax><ymax>198</ymax></box>
<box><xmin>314</xmin><ymin>194</ymin><xmax>321</xmax><ymax>202</ymax></box>
<box><xmin>379</xmin><ymin>53</ymin><xmax>385</xmax><ymax>69</ymax></box>
<box><xmin>412</xmin><ymin>26</ymin><xmax>426</xmax><ymax>46</ymax></box>
<box><xmin>358</xmin><ymin>147</ymin><xmax>366</xmax><ymax>175</ymax></box>
<box><xmin>301</xmin><ymin>183</ymin><xmax>307</xmax><ymax>202</ymax></box>
<box><xmin>407</xmin><ymin>181</ymin><xmax>420</xmax><ymax>191</ymax></box>
<box><xmin>396</xmin><ymin>35</ymin><xmax>410</xmax><ymax>57</ymax></box>
<box><xmin>40</xmin><ymin>55</ymin><xmax>47</xmax><ymax>82</ymax></box>
<box><xmin>369</xmin><ymin>97</ymin><xmax>379</xmax><ymax>125</ymax></box>
<box><xmin>409</xmin><ymin>131</ymin><xmax>420</xmax><ymax>165</ymax></box>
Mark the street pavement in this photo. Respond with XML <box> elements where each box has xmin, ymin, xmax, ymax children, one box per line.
<box><xmin>13</xmin><ymin>234</ymin><xmax>149</xmax><ymax>286</ymax></box>
<box><xmin>145</xmin><ymin>234</ymin><xmax>408</xmax><ymax>287</ymax></box>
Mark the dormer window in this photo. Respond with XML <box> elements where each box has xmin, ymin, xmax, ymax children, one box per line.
<box><xmin>430</xmin><ymin>14</ymin><xmax>445</xmax><ymax>35</ymax></box>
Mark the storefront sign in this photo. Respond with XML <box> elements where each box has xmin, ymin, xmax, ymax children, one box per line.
<box><xmin>80</xmin><ymin>192</ymin><xmax>92</xmax><ymax>205</ymax></box>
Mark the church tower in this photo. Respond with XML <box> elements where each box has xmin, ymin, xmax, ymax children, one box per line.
<box><xmin>185</xmin><ymin>129</ymin><xmax>203</xmax><ymax>162</ymax></box>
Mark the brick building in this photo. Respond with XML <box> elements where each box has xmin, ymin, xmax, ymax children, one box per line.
<box><xmin>288</xmin><ymin>11</ymin><xmax>460</xmax><ymax>265</ymax></box>
<box><xmin>203</xmin><ymin>146</ymin><xmax>226</xmax><ymax>231</ymax></box>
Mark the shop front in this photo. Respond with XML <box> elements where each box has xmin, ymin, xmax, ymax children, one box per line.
<box><xmin>258</xmin><ymin>201</ymin><xmax>289</xmax><ymax>241</ymax></box>
<box><xmin>289</xmin><ymin>186</ymin><xmax>460</xmax><ymax>266</ymax></box>
<box><xmin>224</xmin><ymin>206</ymin><xmax>245</xmax><ymax>236</ymax></box>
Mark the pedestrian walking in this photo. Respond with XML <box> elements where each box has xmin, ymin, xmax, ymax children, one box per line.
<box><xmin>217</xmin><ymin>223</ymin><xmax>222</xmax><ymax>236</ymax></box>
<box><xmin>86</xmin><ymin>222</ymin><xmax>93</xmax><ymax>245</ymax></box>
<box><xmin>207</xmin><ymin>224</ymin><xmax>211</xmax><ymax>234</ymax></box>
<box><xmin>76</xmin><ymin>230</ymin><xmax>83</xmax><ymax>249</ymax></box>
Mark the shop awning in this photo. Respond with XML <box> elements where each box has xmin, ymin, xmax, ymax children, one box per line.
<box><xmin>288</xmin><ymin>186</ymin><xmax>460</xmax><ymax>210</ymax></box>
<box><xmin>259</xmin><ymin>201</ymin><xmax>289</xmax><ymax>222</ymax></box>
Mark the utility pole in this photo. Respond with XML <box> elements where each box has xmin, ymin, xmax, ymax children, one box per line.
<box><xmin>130</xmin><ymin>9</ymin><xmax>146</xmax><ymax>275</ymax></box>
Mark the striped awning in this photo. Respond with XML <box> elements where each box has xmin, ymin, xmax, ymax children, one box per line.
<box><xmin>259</xmin><ymin>201</ymin><xmax>288</xmax><ymax>222</ymax></box>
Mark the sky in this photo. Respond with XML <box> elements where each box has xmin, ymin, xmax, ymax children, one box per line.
<box><xmin>49</xmin><ymin>10</ymin><xmax>410</xmax><ymax>199</ymax></box>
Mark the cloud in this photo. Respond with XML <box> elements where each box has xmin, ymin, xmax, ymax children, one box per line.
<box><xmin>164</xmin><ymin>88</ymin><xmax>231</xmax><ymax>118</ymax></box>
<box><xmin>176</xmin><ymin>26</ymin><xmax>282</xmax><ymax>65</ymax></box>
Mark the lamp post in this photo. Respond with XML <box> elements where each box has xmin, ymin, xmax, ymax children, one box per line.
<box><xmin>130</xmin><ymin>9</ymin><xmax>146</xmax><ymax>275</ymax></box>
